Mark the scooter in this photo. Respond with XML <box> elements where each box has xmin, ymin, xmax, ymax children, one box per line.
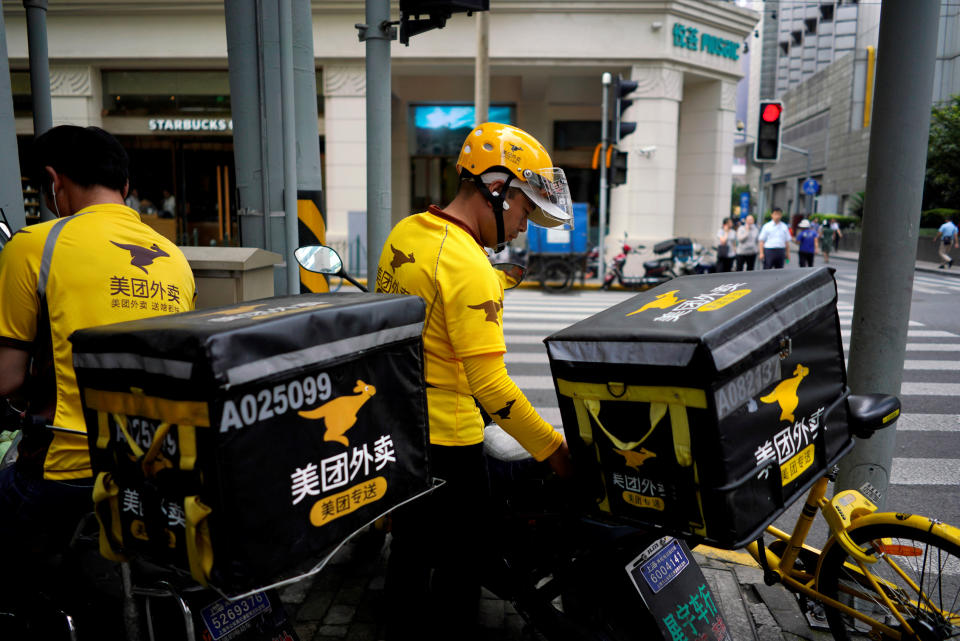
<box><xmin>601</xmin><ymin>241</ymin><xmax>676</xmax><ymax>291</ymax></box>
<box><xmin>297</xmin><ymin>245</ymin><xmax>721</xmax><ymax>641</ymax></box>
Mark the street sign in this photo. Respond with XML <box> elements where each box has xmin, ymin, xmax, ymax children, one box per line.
<box><xmin>740</xmin><ymin>191</ymin><xmax>750</xmax><ymax>218</ymax></box>
<box><xmin>803</xmin><ymin>178</ymin><xmax>820</xmax><ymax>195</ymax></box>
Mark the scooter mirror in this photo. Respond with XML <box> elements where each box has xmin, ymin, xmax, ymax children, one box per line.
<box><xmin>492</xmin><ymin>262</ymin><xmax>525</xmax><ymax>290</ymax></box>
<box><xmin>295</xmin><ymin>245</ymin><xmax>343</xmax><ymax>275</ymax></box>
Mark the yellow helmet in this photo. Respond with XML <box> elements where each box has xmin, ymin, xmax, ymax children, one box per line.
<box><xmin>456</xmin><ymin>122</ymin><xmax>574</xmax><ymax>230</ymax></box>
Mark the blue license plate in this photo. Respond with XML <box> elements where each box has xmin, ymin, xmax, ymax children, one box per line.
<box><xmin>200</xmin><ymin>591</ymin><xmax>272</xmax><ymax>640</ymax></box>
<box><xmin>638</xmin><ymin>538</ymin><xmax>690</xmax><ymax>594</ymax></box>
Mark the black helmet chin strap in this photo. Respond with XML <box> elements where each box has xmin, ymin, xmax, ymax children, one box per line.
<box><xmin>470</xmin><ymin>172</ymin><xmax>514</xmax><ymax>252</ymax></box>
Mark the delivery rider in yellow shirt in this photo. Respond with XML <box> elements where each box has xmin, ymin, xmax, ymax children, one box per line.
<box><xmin>378</xmin><ymin>122</ymin><xmax>573</xmax><ymax>639</ymax></box>
<box><xmin>0</xmin><ymin>126</ymin><xmax>196</xmax><ymax>627</ymax></box>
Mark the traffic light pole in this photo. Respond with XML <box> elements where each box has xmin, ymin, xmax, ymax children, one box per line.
<box><xmin>598</xmin><ymin>72</ymin><xmax>611</xmax><ymax>280</ymax></box>
<box><xmin>835</xmin><ymin>0</ymin><xmax>939</xmax><ymax>508</ymax></box>
<box><xmin>360</xmin><ymin>0</ymin><xmax>394</xmax><ymax>282</ymax></box>
<box><xmin>781</xmin><ymin>143</ymin><xmax>812</xmax><ymax>215</ymax></box>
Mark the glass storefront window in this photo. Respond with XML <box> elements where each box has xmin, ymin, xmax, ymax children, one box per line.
<box><xmin>102</xmin><ymin>70</ymin><xmax>323</xmax><ymax>116</ymax></box>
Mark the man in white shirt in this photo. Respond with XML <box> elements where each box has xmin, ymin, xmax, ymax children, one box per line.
<box><xmin>934</xmin><ymin>217</ymin><xmax>959</xmax><ymax>268</ymax></box>
<box><xmin>758</xmin><ymin>207</ymin><xmax>791</xmax><ymax>269</ymax></box>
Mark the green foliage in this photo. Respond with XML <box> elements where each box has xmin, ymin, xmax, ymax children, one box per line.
<box><xmin>811</xmin><ymin>213</ymin><xmax>859</xmax><ymax>228</ymax></box>
<box><xmin>846</xmin><ymin>191</ymin><xmax>865</xmax><ymax>219</ymax></box>
<box><xmin>920</xmin><ymin>208</ymin><xmax>960</xmax><ymax>228</ymax></box>
<box><xmin>924</xmin><ymin>96</ymin><xmax>960</xmax><ymax>210</ymax></box>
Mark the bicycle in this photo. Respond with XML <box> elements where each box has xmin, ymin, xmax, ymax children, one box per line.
<box><xmin>742</xmin><ymin>393</ymin><xmax>960</xmax><ymax>640</ymax></box>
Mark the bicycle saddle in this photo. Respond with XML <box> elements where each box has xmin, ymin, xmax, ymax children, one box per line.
<box><xmin>846</xmin><ymin>393</ymin><xmax>901</xmax><ymax>439</ymax></box>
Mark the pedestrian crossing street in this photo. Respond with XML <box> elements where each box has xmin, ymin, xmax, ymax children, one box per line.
<box><xmin>500</xmin><ymin>269</ymin><xmax>960</xmax><ymax>500</ymax></box>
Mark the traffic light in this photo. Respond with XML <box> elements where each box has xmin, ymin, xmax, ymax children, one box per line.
<box><xmin>614</xmin><ymin>74</ymin><xmax>638</xmax><ymax>142</ymax></box>
<box><xmin>754</xmin><ymin>100</ymin><xmax>784</xmax><ymax>163</ymax></box>
<box><xmin>399</xmin><ymin>0</ymin><xmax>489</xmax><ymax>45</ymax></box>
<box><xmin>610</xmin><ymin>150</ymin><xmax>629</xmax><ymax>186</ymax></box>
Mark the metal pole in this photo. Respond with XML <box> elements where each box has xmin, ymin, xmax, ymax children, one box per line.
<box><xmin>474</xmin><ymin>11</ymin><xmax>489</xmax><ymax>126</ymax></box>
<box><xmin>805</xmin><ymin>149</ymin><xmax>812</xmax><ymax>215</ymax></box>
<box><xmin>0</xmin><ymin>7</ymin><xmax>25</xmax><ymax>237</ymax></box>
<box><xmin>23</xmin><ymin>0</ymin><xmax>54</xmax><ymax>220</ymax></box>
<box><xmin>835</xmin><ymin>0</ymin><xmax>940</xmax><ymax>506</ymax></box>
<box><xmin>293</xmin><ymin>0</ymin><xmax>328</xmax><ymax>293</ymax></box>
<box><xmin>23</xmin><ymin>0</ymin><xmax>51</xmax><ymax>135</ymax></box>
<box><xmin>756</xmin><ymin>160</ymin><xmax>766</xmax><ymax>227</ymax></box>
<box><xmin>225</xmin><ymin>0</ymin><xmax>267</xmax><ymax>250</ymax></box>
<box><xmin>362</xmin><ymin>0</ymin><xmax>393</xmax><ymax>281</ymax></box>
<box><xmin>279</xmin><ymin>0</ymin><xmax>298</xmax><ymax>296</ymax></box>
<box><xmin>598</xmin><ymin>72</ymin><xmax>611</xmax><ymax>280</ymax></box>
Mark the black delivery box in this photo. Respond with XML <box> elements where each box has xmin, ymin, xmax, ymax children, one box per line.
<box><xmin>70</xmin><ymin>293</ymin><xmax>430</xmax><ymax>594</ymax></box>
<box><xmin>545</xmin><ymin>267</ymin><xmax>850</xmax><ymax>548</ymax></box>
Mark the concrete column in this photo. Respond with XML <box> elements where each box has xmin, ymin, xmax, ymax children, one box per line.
<box><xmin>608</xmin><ymin>65</ymin><xmax>682</xmax><ymax>252</ymax></box>
<box><xmin>322</xmin><ymin>63</ymin><xmax>366</xmax><ymax>252</ymax></box>
<box><xmin>674</xmin><ymin>79</ymin><xmax>737</xmax><ymax>242</ymax></box>
<box><xmin>49</xmin><ymin>65</ymin><xmax>101</xmax><ymax>127</ymax></box>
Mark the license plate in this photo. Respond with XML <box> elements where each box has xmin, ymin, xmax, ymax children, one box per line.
<box><xmin>200</xmin><ymin>591</ymin><xmax>272</xmax><ymax>640</ymax></box>
<box><xmin>635</xmin><ymin>538</ymin><xmax>690</xmax><ymax>594</ymax></box>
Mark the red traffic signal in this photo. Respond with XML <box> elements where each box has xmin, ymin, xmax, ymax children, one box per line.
<box><xmin>754</xmin><ymin>100</ymin><xmax>784</xmax><ymax>163</ymax></box>
<box><xmin>761</xmin><ymin>103</ymin><xmax>783</xmax><ymax>123</ymax></box>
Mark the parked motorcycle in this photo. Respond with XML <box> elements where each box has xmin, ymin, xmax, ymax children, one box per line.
<box><xmin>601</xmin><ymin>240</ymin><xmax>677</xmax><ymax>291</ymax></box>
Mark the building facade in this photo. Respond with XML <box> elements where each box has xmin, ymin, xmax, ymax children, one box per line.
<box><xmin>3</xmin><ymin>0</ymin><xmax>758</xmax><ymax>263</ymax></box>
<box><xmin>747</xmin><ymin>0</ymin><xmax>960</xmax><ymax>219</ymax></box>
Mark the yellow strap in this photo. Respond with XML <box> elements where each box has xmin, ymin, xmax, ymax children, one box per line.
<box><xmin>583</xmin><ymin>398</ymin><xmax>661</xmax><ymax>451</ymax></box>
<box><xmin>141</xmin><ymin>422</ymin><xmax>172</xmax><ymax>478</ymax></box>
<box><xmin>573</xmin><ymin>399</ymin><xmax>594</xmax><ymax>445</ymax></box>
<box><xmin>557</xmin><ymin>379</ymin><xmax>707</xmax><ymax>408</ymax></box>
<box><xmin>112</xmin><ymin>413</ymin><xmax>145</xmax><ymax>459</ymax></box>
<box><xmin>669</xmin><ymin>403</ymin><xmax>692</xmax><ymax>467</ymax></box>
<box><xmin>560</xmin><ymin>380</ymin><xmax>704</xmax><ymax>467</ymax></box>
<box><xmin>86</xmin><ymin>388</ymin><xmax>211</xmax><ymax>427</ymax></box>
<box><xmin>96</xmin><ymin>411</ymin><xmax>112</xmax><ymax>450</ymax></box>
<box><xmin>178</xmin><ymin>425</ymin><xmax>198</xmax><ymax>471</ymax></box>
<box><xmin>92</xmin><ymin>472</ymin><xmax>128</xmax><ymax>562</ymax></box>
<box><xmin>185</xmin><ymin>496</ymin><xmax>214</xmax><ymax>585</ymax></box>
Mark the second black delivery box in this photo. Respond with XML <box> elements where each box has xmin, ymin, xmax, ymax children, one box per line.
<box><xmin>545</xmin><ymin>267</ymin><xmax>851</xmax><ymax>548</ymax></box>
<box><xmin>70</xmin><ymin>292</ymin><xmax>430</xmax><ymax>594</ymax></box>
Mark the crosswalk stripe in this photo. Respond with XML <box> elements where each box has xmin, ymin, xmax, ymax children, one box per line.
<box><xmin>505</xmin><ymin>321</ymin><xmax>586</xmax><ymax>331</ymax></box>
<box><xmin>512</xmin><ymin>375</ymin><xmax>557</xmax><ymax>391</ymax></box>
<box><xmin>891</xmin><ymin>458</ymin><xmax>960</xmax><ymax>485</ymax></box>
<box><xmin>897</xmin><ymin>414</ymin><xmax>960</xmax><ymax>432</ymax></box>
<box><xmin>901</xmin><ymin>382</ymin><xmax>960</xmax><ymax>396</ymax></box>
<box><xmin>841</xmin><ymin>329</ymin><xmax>956</xmax><ymax>338</ymax></box>
<box><xmin>843</xmin><ymin>343</ymin><xmax>960</xmax><ymax>351</ymax></box>
<box><xmin>505</xmin><ymin>351</ymin><xmax>549</xmax><ymax>364</ymax></box>
<box><xmin>903</xmin><ymin>360</ymin><xmax>960</xmax><ymax>370</ymax></box>
<box><xmin>504</xmin><ymin>311</ymin><xmax>605</xmax><ymax>321</ymax></box>
<box><xmin>504</xmin><ymin>334</ymin><xmax>549</xmax><ymax>344</ymax></box>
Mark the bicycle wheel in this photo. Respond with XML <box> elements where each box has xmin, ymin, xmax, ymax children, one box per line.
<box><xmin>540</xmin><ymin>258</ymin><xmax>573</xmax><ymax>293</ymax></box>
<box><xmin>817</xmin><ymin>521</ymin><xmax>960</xmax><ymax>640</ymax></box>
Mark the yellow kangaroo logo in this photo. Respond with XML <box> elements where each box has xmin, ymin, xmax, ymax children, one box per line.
<box><xmin>613</xmin><ymin>448</ymin><xmax>657</xmax><ymax>471</ymax></box>
<box><xmin>760</xmin><ymin>364</ymin><xmax>809</xmax><ymax>423</ymax></box>
<box><xmin>627</xmin><ymin>290</ymin><xmax>684</xmax><ymax>316</ymax></box>
<box><xmin>298</xmin><ymin>379</ymin><xmax>377</xmax><ymax>447</ymax></box>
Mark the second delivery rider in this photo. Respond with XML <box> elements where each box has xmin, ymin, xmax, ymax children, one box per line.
<box><xmin>377</xmin><ymin>122</ymin><xmax>573</xmax><ymax>639</ymax></box>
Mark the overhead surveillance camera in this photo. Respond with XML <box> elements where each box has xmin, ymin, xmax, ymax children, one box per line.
<box><xmin>638</xmin><ymin>146</ymin><xmax>657</xmax><ymax>156</ymax></box>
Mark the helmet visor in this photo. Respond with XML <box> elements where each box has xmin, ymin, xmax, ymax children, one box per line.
<box><xmin>519</xmin><ymin>167</ymin><xmax>574</xmax><ymax>230</ymax></box>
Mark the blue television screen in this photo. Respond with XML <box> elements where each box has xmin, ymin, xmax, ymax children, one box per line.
<box><xmin>411</xmin><ymin>104</ymin><xmax>514</xmax><ymax>155</ymax></box>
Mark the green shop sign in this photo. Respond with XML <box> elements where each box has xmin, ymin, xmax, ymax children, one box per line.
<box><xmin>673</xmin><ymin>23</ymin><xmax>740</xmax><ymax>60</ymax></box>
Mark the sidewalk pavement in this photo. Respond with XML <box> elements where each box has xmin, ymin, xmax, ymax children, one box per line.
<box><xmin>278</xmin><ymin>527</ymin><xmax>837</xmax><ymax>641</ymax></box>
